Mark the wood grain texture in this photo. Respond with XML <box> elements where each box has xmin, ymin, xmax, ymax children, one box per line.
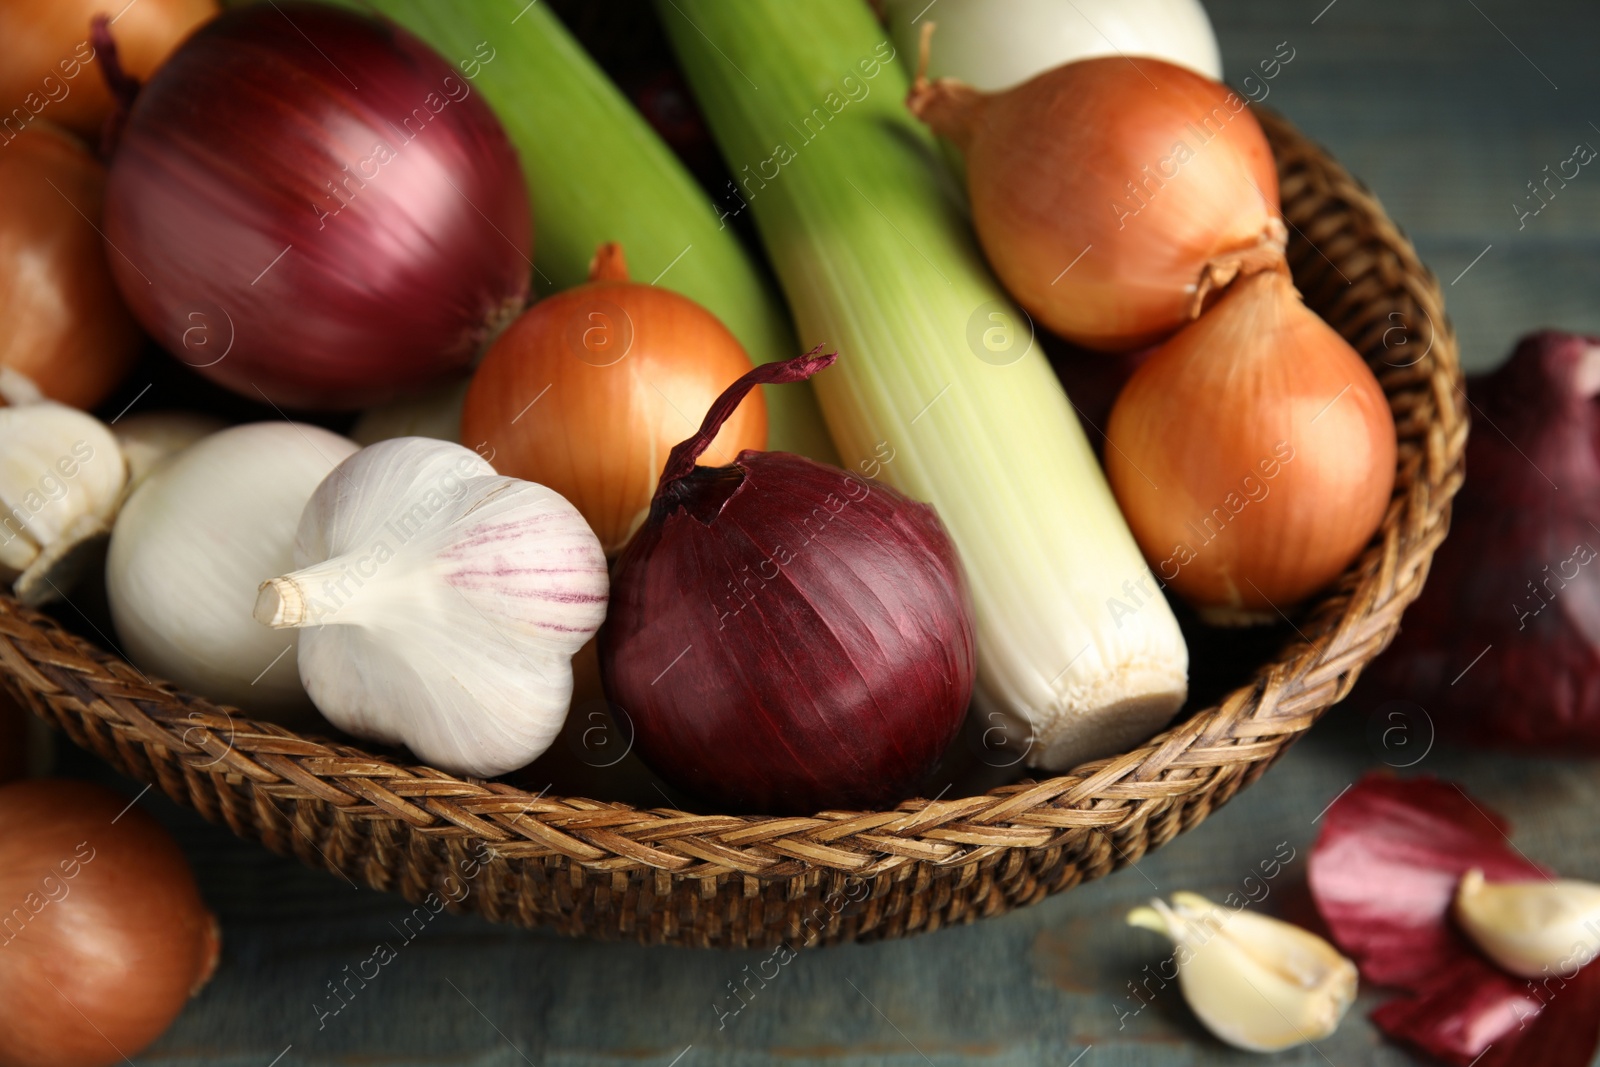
<box><xmin>33</xmin><ymin>0</ymin><xmax>1600</xmax><ymax>1063</ymax></box>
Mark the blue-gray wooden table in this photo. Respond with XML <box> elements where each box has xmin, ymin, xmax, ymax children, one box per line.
<box><xmin>52</xmin><ymin>0</ymin><xmax>1600</xmax><ymax>1063</ymax></box>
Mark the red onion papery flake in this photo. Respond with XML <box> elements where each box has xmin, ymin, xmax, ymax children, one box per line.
<box><xmin>1309</xmin><ymin>774</ymin><xmax>1600</xmax><ymax>1065</ymax></box>
<box><xmin>100</xmin><ymin>2</ymin><xmax>531</xmax><ymax>410</ymax></box>
<box><xmin>600</xmin><ymin>347</ymin><xmax>977</xmax><ymax>816</ymax></box>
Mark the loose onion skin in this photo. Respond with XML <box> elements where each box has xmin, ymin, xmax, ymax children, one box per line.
<box><xmin>0</xmin><ymin>0</ymin><xmax>215</xmax><ymax>141</ymax></box>
<box><xmin>601</xmin><ymin>350</ymin><xmax>975</xmax><ymax>815</ymax></box>
<box><xmin>462</xmin><ymin>243</ymin><xmax>765</xmax><ymax>555</ymax></box>
<box><xmin>1104</xmin><ymin>269</ymin><xmax>1395</xmax><ymax>622</ymax></box>
<box><xmin>102</xmin><ymin>3</ymin><xmax>531</xmax><ymax>410</ymax></box>
<box><xmin>0</xmin><ymin>123</ymin><xmax>139</xmax><ymax>409</ymax></box>
<box><xmin>909</xmin><ymin>54</ymin><xmax>1282</xmax><ymax>351</ymax></box>
<box><xmin>0</xmin><ymin>779</ymin><xmax>220</xmax><ymax>1067</ymax></box>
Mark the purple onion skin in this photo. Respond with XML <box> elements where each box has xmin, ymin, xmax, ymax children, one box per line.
<box><xmin>1366</xmin><ymin>331</ymin><xmax>1600</xmax><ymax>750</ymax></box>
<box><xmin>601</xmin><ymin>450</ymin><xmax>977</xmax><ymax>815</ymax></box>
<box><xmin>102</xmin><ymin>3</ymin><xmax>530</xmax><ymax>410</ymax></box>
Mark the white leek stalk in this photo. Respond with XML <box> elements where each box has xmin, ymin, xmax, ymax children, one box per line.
<box><xmin>661</xmin><ymin>0</ymin><xmax>1188</xmax><ymax>768</ymax></box>
<box><xmin>884</xmin><ymin>0</ymin><xmax>1223</xmax><ymax>91</ymax></box>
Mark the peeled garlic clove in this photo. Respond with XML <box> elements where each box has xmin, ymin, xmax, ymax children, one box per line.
<box><xmin>0</xmin><ymin>402</ymin><xmax>127</xmax><ymax>606</ymax></box>
<box><xmin>1455</xmin><ymin>868</ymin><xmax>1600</xmax><ymax>979</ymax></box>
<box><xmin>111</xmin><ymin>411</ymin><xmax>226</xmax><ymax>490</ymax></box>
<box><xmin>256</xmin><ymin>437</ymin><xmax>609</xmax><ymax>778</ymax></box>
<box><xmin>1128</xmin><ymin>891</ymin><xmax>1358</xmax><ymax>1052</ymax></box>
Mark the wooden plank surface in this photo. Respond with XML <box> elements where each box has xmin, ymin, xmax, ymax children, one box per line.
<box><xmin>39</xmin><ymin>0</ymin><xmax>1600</xmax><ymax>1064</ymax></box>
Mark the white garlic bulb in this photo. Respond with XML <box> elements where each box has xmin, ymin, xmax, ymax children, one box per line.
<box><xmin>111</xmin><ymin>411</ymin><xmax>226</xmax><ymax>490</ymax></box>
<box><xmin>1127</xmin><ymin>891</ymin><xmax>1358</xmax><ymax>1053</ymax></box>
<box><xmin>1456</xmin><ymin>868</ymin><xmax>1600</xmax><ymax>979</ymax></box>
<box><xmin>255</xmin><ymin>437</ymin><xmax>608</xmax><ymax>777</ymax></box>
<box><xmin>0</xmin><ymin>402</ymin><xmax>127</xmax><ymax>607</ymax></box>
<box><xmin>107</xmin><ymin>422</ymin><xmax>359</xmax><ymax>717</ymax></box>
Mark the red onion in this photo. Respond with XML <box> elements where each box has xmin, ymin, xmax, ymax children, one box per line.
<box><xmin>100</xmin><ymin>3</ymin><xmax>531</xmax><ymax>410</ymax></box>
<box><xmin>600</xmin><ymin>349</ymin><xmax>976</xmax><ymax>815</ymax></box>
<box><xmin>1364</xmin><ymin>331</ymin><xmax>1600</xmax><ymax>750</ymax></box>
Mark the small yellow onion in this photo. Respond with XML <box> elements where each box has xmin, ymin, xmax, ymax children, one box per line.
<box><xmin>461</xmin><ymin>242</ymin><xmax>766</xmax><ymax>554</ymax></box>
<box><xmin>0</xmin><ymin>0</ymin><xmax>217</xmax><ymax>141</ymax></box>
<box><xmin>908</xmin><ymin>38</ymin><xmax>1283</xmax><ymax>351</ymax></box>
<box><xmin>0</xmin><ymin>123</ymin><xmax>140</xmax><ymax>409</ymax></box>
<box><xmin>1104</xmin><ymin>267</ymin><xmax>1395</xmax><ymax>623</ymax></box>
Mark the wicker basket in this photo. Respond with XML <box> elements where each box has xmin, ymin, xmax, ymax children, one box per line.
<box><xmin>0</xmin><ymin>110</ymin><xmax>1465</xmax><ymax>949</ymax></box>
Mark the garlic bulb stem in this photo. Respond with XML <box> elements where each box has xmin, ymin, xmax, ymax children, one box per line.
<box><xmin>254</xmin><ymin>577</ymin><xmax>306</xmax><ymax>628</ymax></box>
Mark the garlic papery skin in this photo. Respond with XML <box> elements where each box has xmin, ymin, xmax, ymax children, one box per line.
<box><xmin>111</xmin><ymin>411</ymin><xmax>226</xmax><ymax>491</ymax></box>
<box><xmin>106</xmin><ymin>422</ymin><xmax>358</xmax><ymax>718</ymax></box>
<box><xmin>1456</xmin><ymin>868</ymin><xmax>1600</xmax><ymax>979</ymax></box>
<box><xmin>0</xmin><ymin>402</ymin><xmax>127</xmax><ymax>607</ymax></box>
<box><xmin>1128</xmin><ymin>891</ymin><xmax>1358</xmax><ymax>1052</ymax></box>
<box><xmin>255</xmin><ymin>437</ymin><xmax>609</xmax><ymax>778</ymax></box>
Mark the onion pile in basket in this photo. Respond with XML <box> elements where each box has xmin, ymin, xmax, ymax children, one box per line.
<box><xmin>0</xmin><ymin>0</ymin><xmax>1401</xmax><ymax>819</ymax></box>
<box><xmin>2</xmin><ymin>6</ymin><xmax>1401</xmax><ymax>827</ymax></box>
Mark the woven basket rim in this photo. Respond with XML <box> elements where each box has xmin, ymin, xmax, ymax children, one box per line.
<box><xmin>0</xmin><ymin>107</ymin><xmax>1467</xmax><ymax>922</ymax></box>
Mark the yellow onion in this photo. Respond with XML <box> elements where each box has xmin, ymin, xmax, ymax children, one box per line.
<box><xmin>462</xmin><ymin>242</ymin><xmax>765</xmax><ymax>554</ymax></box>
<box><xmin>0</xmin><ymin>779</ymin><xmax>220</xmax><ymax>1067</ymax></box>
<box><xmin>908</xmin><ymin>43</ymin><xmax>1282</xmax><ymax>351</ymax></box>
<box><xmin>0</xmin><ymin>0</ymin><xmax>216</xmax><ymax>142</ymax></box>
<box><xmin>0</xmin><ymin>123</ymin><xmax>139</xmax><ymax>409</ymax></box>
<box><xmin>1104</xmin><ymin>267</ymin><xmax>1395</xmax><ymax>622</ymax></box>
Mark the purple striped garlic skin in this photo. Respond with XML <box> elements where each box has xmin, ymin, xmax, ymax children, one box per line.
<box><xmin>255</xmin><ymin>436</ymin><xmax>608</xmax><ymax>777</ymax></box>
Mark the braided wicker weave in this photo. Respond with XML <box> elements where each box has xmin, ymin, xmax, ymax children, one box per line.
<box><xmin>0</xmin><ymin>110</ymin><xmax>1465</xmax><ymax>949</ymax></box>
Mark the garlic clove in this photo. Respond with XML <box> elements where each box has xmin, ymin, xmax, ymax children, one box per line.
<box><xmin>1455</xmin><ymin>868</ymin><xmax>1600</xmax><ymax>979</ymax></box>
<box><xmin>1128</xmin><ymin>891</ymin><xmax>1358</xmax><ymax>1053</ymax></box>
<box><xmin>14</xmin><ymin>513</ymin><xmax>111</xmax><ymax>608</ymax></box>
<box><xmin>0</xmin><ymin>367</ymin><xmax>45</xmax><ymax>406</ymax></box>
<box><xmin>258</xmin><ymin>437</ymin><xmax>609</xmax><ymax>778</ymax></box>
<box><xmin>0</xmin><ymin>402</ymin><xmax>127</xmax><ymax>603</ymax></box>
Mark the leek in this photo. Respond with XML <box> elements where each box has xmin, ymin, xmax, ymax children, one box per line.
<box><xmin>659</xmin><ymin>0</ymin><xmax>1188</xmax><ymax>768</ymax></box>
<box><xmin>319</xmin><ymin>0</ymin><xmax>834</xmax><ymax>459</ymax></box>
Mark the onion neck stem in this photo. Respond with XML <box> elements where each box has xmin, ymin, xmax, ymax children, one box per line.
<box><xmin>1189</xmin><ymin>218</ymin><xmax>1291</xmax><ymax>319</ymax></box>
<box><xmin>650</xmin><ymin>346</ymin><xmax>837</xmax><ymax>513</ymax></box>
<box><xmin>588</xmin><ymin>242</ymin><xmax>630</xmax><ymax>283</ymax></box>
<box><xmin>904</xmin><ymin>22</ymin><xmax>984</xmax><ymax>154</ymax></box>
<box><xmin>90</xmin><ymin>15</ymin><xmax>141</xmax><ymax>158</ymax></box>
